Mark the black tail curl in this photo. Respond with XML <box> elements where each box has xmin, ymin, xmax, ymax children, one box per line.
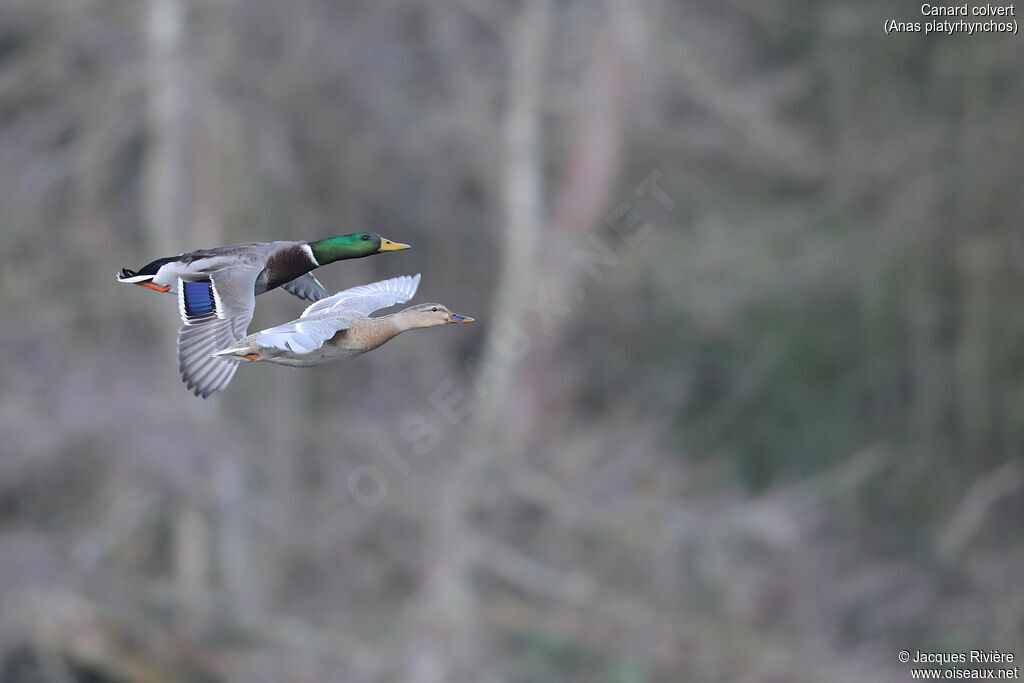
<box><xmin>121</xmin><ymin>255</ymin><xmax>178</xmax><ymax>279</ymax></box>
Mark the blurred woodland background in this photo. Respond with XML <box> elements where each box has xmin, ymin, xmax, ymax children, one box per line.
<box><xmin>1</xmin><ymin>1</ymin><xmax>1023</xmax><ymax>681</ymax></box>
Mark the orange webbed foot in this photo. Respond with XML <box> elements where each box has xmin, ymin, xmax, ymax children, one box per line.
<box><xmin>136</xmin><ymin>282</ymin><xmax>171</xmax><ymax>293</ymax></box>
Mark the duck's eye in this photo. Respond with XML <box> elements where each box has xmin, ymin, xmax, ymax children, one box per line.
<box><xmin>431</xmin><ymin>307</ymin><xmax>438</xmax><ymax>312</ymax></box>
<box><xmin>361</xmin><ymin>235</ymin><xmax>371</xmax><ymax>241</ymax></box>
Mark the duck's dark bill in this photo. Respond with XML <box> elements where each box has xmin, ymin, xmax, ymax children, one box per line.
<box><xmin>446</xmin><ymin>313</ymin><xmax>474</xmax><ymax>324</ymax></box>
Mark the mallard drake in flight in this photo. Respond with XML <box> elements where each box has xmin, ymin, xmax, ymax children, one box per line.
<box><xmin>213</xmin><ymin>274</ymin><xmax>473</xmax><ymax>369</ymax></box>
<box><xmin>116</xmin><ymin>232</ymin><xmax>410</xmax><ymax>397</ymax></box>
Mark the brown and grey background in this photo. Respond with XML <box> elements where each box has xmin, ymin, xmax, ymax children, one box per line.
<box><xmin>1</xmin><ymin>1</ymin><xmax>1022</xmax><ymax>681</ymax></box>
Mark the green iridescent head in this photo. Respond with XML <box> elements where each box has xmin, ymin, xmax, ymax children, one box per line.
<box><xmin>308</xmin><ymin>232</ymin><xmax>411</xmax><ymax>265</ymax></box>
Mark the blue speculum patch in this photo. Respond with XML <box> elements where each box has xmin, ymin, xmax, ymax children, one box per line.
<box><xmin>183</xmin><ymin>281</ymin><xmax>215</xmax><ymax>316</ymax></box>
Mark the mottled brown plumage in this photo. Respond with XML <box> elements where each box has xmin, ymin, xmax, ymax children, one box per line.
<box><xmin>214</xmin><ymin>275</ymin><xmax>474</xmax><ymax>368</ymax></box>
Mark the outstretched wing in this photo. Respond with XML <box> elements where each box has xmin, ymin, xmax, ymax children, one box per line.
<box><xmin>254</xmin><ymin>274</ymin><xmax>421</xmax><ymax>355</ymax></box>
<box><xmin>280</xmin><ymin>272</ymin><xmax>329</xmax><ymax>301</ymax></box>
<box><xmin>176</xmin><ymin>265</ymin><xmax>262</xmax><ymax>398</ymax></box>
<box><xmin>299</xmin><ymin>273</ymin><xmax>421</xmax><ymax>319</ymax></box>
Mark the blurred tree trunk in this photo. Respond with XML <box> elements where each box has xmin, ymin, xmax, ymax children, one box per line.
<box><xmin>145</xmin><ymin>0</ymin><xmax>190</xmax><ymax>255</ymax></box>
<box><xmin>146</xmin><ymin>0</ymin><xmax>261</xmax><ymax>620</ymax></box>
<box><xmin>197</xmin><ymin>91</ymin><xmax>264</xmax><ymax>620</ymax></box>
<box><xmin>521</xmin><ymin>0</ymin><xmax>642</xmax><ymax>431</ymax></box>
<box><xmin>403</xmin><ymin>2</ymin><xmax>550</xmax><ymax>681</ymax></box>
<box><xmin>471</xmin><ymin>0</ymin><xmax>550</xmax><ymax>456</ymax></box>
<box><xmin>908</xmin><ymin>261</ymin><xmax>949</xmax><ymax>469</ymax></box>
<box><xmin>955</xmin><ymin>238</ymin><xmax>995</xmax><ymax>464</ymax></box>
<box><xmin>145</xmin><ymin>0</ymin><xmax>211</xmax><ymax>604</ymax></box>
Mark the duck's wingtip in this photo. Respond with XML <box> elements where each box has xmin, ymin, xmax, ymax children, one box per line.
<box><xmin>405</xmin><ymin>273</ymin><xmax>422</xmax><ymax>300</ymax></box>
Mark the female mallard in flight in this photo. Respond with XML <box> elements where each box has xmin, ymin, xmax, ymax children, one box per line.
<box><xmin>213</xmin><ymin>274</ymin><xmax>473</xmax><ymax>370</ymax></box>
<box><xmin>116</xmin><ymin>232</ymin><xmax>410</xmax><ymax>397</ymax></box>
